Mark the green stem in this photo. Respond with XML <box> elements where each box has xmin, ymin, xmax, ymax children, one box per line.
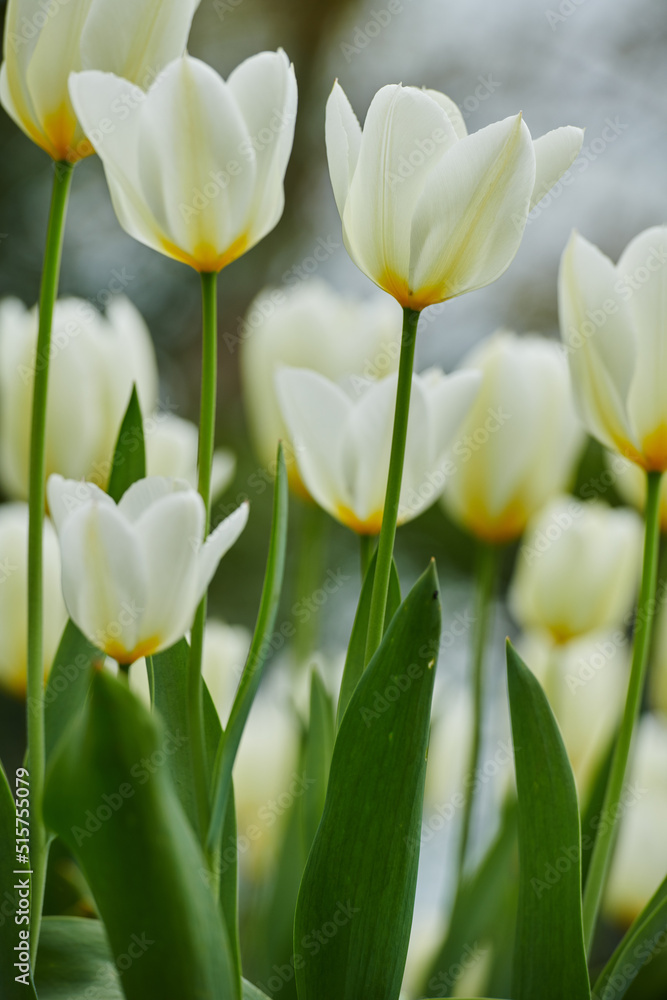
<box><xmin>359</xmin><ymin>534</ymin><xmax>374</xmax><ymax>581</ymax></box>
<box><xmin>364</xmin><ymin>307</ymin><xmax>420</xmax><ymax>663</ymax></box>
<box><xmin>188</xmin><ymin>271</ymin><xmax>218</xmax><ymax>845</ymax></box>
<box><xmin>27</xmin><ymin>160</ymin><xmax>74</xmax><ymax>962</ymax></box>
<box><xmin>116</xmin><ymin>662</ymin><xmax>130</xmax><ymax>685</ymax></box>
<box><xmin>582</xmin><ymin>469</ymin><xmax>662</xmax><ymax>953</ymax></box>
<box><xmin>457</xmin><ymin>542</ymin><xmax>498</xmax><ymax>880</ymax></box>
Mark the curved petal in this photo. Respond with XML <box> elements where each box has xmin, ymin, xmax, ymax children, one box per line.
<box><xmin>47</xmin><ymin>474</ymin><xmax>113</xmax><ymax>535</ymax></box>
<box><xmin>347</xmin><ymin>374</ymin><xmax>397</xmax><ymax>525</ymax></box>
<box><xmin>409</xmin><ymin>113</ymin><xmax>535</xmax><ymax>306</ymax></box>
<box><xmin>196</xmin><ymin>501</ymin><xmax>249</xmax><ymax>601</ymax></box>
<box><xmin>118</xmin><ymin>475</ymin><xmax>193</xmax><ymax>522</ymax></box>
<box><xmin>422</xmin><ymin>88</ymin><xmax>467</xmax><ymax>139</ymax></box>
<box><xmin>325</xmin><ymin>81</ymin><xmax>362</xmax><ymax>216</ymax></box>
<box><xmin>530</xmin><ymin>125</ymin><xmax>584</xmax><ymax>211</ymax></box>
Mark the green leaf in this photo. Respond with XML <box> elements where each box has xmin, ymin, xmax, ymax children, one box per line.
<box><xmin>506</xmin><ymin>641</ymin><xmax>590</xmax><ymax>1000</ymax></box>
<box><xmin>44</xmin><ymin>620</ymin><xmax>100</xmax><ymax>763</ymax></box>
<box><xmin>593</xmin><ymin>872</ymin><xmax>667</xmax><ymax>1000</ymax></box>
<box><xmin>294</xmin><ymin>561</ymin><xmax>441</xmax><ymax>1000</ymax></box>
<box><xmin>423</xmin><ymin>799</ymin><xmax>517</xmax><ymax>998</ymax></box>
<box><xmin>0</xmin><ymin>763</ymin><xmax>38</xmax><ymax>999</ymax></box>
<box><xmin>106</xmin><ymin>385</ymin><xmax>145</xmax><ymax>502</ymax></box>
<box><xmin>35</xmin><ymin>916</ymin><xmax>122</xmax><ymax>999</ymax></box>
<box><xmin>207</xmin><ymin>444</ymin><xmax>288</xmax><ymax>856</ymax></box>
<box><xmin>43</xmin><ymin>669</ymin><xmax>239</xmax><ymax>1000</ymax></box>
<box><xmin>243</xmin><ymin>981</ymin><xmax>273</xmax><ymax>1000</ymax></box>
<box><xmin>300</xmin><ymin>669</ymin><xmax>334</xmax><ymax>855</ymax></box>
<box><xmin>335</xmin><ymin>550</ymin><xmax>401</xmax><ymax>730</ymax></box>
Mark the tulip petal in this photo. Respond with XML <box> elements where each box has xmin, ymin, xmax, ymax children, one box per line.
<box><xmin>59</xmin><ymin>501</ymin><xmax>147</xmax><ymax>659</ymax></box>
<box><xmin>422</xmin><ymin>89</ymin><xmax>467</xmax><ymax>139</ymax></box>
<box><xmin>103</xmin><ymin>295</ymin><xmax>159</xmax><ymax>432</ymax></box>
<box><xmin>620</xmin><ymin>227</ymin><xmax>667</xmax><ymax>461</ymax></box>
<box><xmin>275</xmin><ymin>368</ymin><xmax>351</xmax><ymax>520</ymax></box>
<box><xmin>530</xmin><ymin>125</ymin><xmax>584</xmax><ymax>211</ymax></box>
<box><xmin>343</xmin><ymin>85</ymin><xmax>459</xmax><ymax>299</ymax></box>
<box><xmin>47</xmin><ymin>474</ymin><xmax>113</xmax><ymax>535</ymax></box>
<box><xmin>196</xmin><ymin>502</ymin><xmax>249</xmax><ymax>601</ymax></box>
<box><xmin>559</xmin><ymin>231</ymin><xmax>638</xmax><ymax>457</ymax></box>
<box><xmin>80</xmin><ymin>0</ymin><xmax>198</xmax><ymax>85</ymax></box>
<box><xmin>325</xmin><ymin>81</ymin><xmax>362</xmax><ymax>216</ymax></box>
<box><xmin>135</xmin><ymin>491</ymin><xmax>203</xmax><ymax>648</ymax></box>
<box><xmin>348</xmin><ymin>375</ymin><xmax>397</xmax><ymax>524</ymax></box>
<box><xmin>409</xmin><ymin>113</ymin><xmax>535</xmax><ymax>303</ymax></box>
<box><xmin>227</xmin><ymin>50</ymin><xmax>297</xmax><ymax>241</ymax></box>
<box><xmin>118</xmin><ymin>476</ymin><xmax>193</xmax><ymax>522</ymax></box>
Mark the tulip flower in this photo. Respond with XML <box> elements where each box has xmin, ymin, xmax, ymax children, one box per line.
<box><xmin>517</xmin><ymin>629</ymin><xmax>629</xmax><ymax>798</ymax></box>
<box><xmin>275</xmin><ymin>366</ymin><xmax>480</xmax><ymax>534</ymax></box>
<box><xmin>510</xmin><ymin>497</ymin><xmax>642</xmax><ymax>643</ymax></box>
<box><xmin>326</xmin><ymin>82</ymin><xmax>583</xmax><ymax>311</ymax></box>
<box><xmin>145</xmin><ymin>413</ymin><xmax>235</xmax><ymax>501</ymax></box>
<box><xmin>604</xmin><ymin>713</ymin><xmax>667</xmax><ymax>924</ymax></box>
<box><xmin>0</xmin><ymin>503</ymin><xmax>66</xmax><ymax>697</ymax></box>
<box><xmin>0</xmin><ymin>0</ymin><xmax>200</xmax><ymax>162</ymax></box>
<box><xmin>68</xmin><ymin>51</ymin><xmax>297</xmax><ymax>272</ymax></box>
<box><xmin>559</xmin><ymin>227</ymin><xmax>667</xmax><ymax>471</ymax></box>
<box><xmin>441</xmin><ymin>331</ymin><xmax>585</xmax><ymax>543</ymax></box>
<box><xmin>47</xmin><ymin>474</ymin><xmax>248</xmax><ymax>664</ymax></box>
<box><xmin>0</xmin><ymin>295</ymin><xmax>158</xmax><ymax>500</ymax></box>
<box><xmin>240</xmin><ymin>279</ymin><xmax>401</xmax><ymax>495</ymax></box>
<box><xmin>605</xmin><ymin>452</ymin><xmax>667</xmax><ymax>532</ymax></box>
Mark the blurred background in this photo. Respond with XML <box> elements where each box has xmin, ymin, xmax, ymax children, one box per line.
<box><xmin>1</xmin><ymin>0</ymin><xmax>667</xmax><ymax>996</ymax></box>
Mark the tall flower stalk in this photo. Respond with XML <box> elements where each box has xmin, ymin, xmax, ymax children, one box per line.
<box><xmin>26</xmin><ymin>159</ymin><xmax>74</xmax><ymax>959</ymax></box>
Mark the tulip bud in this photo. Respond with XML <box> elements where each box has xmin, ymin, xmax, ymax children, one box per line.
<box><xmin>510</xmin><ymin>497</ymin><xmax>643</xmax><ymax>642</ymax></box>
<box><xmin>0</xmin><ymin>0</ymin><xmax>200</xmax><ymax>161</ymax></box>
<box><xmin>326</xmin><ymin>82</ymin><xmax>583</xmax><ymax>310</ymax></box>
<box><xmin>145</xmin><ymin>413</ymin><xmax>235</xmax><ymax>502</ymax></box>
<box><xmin>240</xmin><ymin>279</ymin><xmax>401</xmax><ymax>495</ymax></box>
<box><xmin>559</xmin><ymin>226</ymin><xmax>667</xmax><ymax>471</ymax></box>
<box><xmin>0</xmin><ymin>503</ymin><xmax>66</xmax><ymax>696</ymax></box>
<box><xmin>441</xmin><ymin>331</ymin><xmax>584</xmax><ymax>543</ymax></box>
<box><xmin>276</xmin><ymin>365</ymin><xmax>480</xmax><ymax>534</ymax></box>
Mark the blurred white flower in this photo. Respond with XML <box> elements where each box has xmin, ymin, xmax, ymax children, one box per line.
<box><xmin>0</xmin><ymin>295</ymin><xmax>158</xmax><ymax>500</ymax></box>
<box><xmin>69</xmin><ymin>51</ymin><xmax>297</xmax><ymax>272</ymax></box>
<box><xmin>326</xmin><ymin>81</ymin><xmax>582</xmax><ymax>310</ymax></box>
<box><xmin>47</xmin><ymin>474</ymin><xmax>248</xmax><ymax>664</ymax></box>
<box><xmin>145</xmin><ymin>413</ymin><xmax>235</xmax><ymax>501</ymax></box>
<box><xmin>0</xmin><ymin>0</ymin><xmax>200</xmax><ymax>161</ymax></box>
<box><xmin>605</xmin><ymin>449</ymin><xmax>667</xmax><ymax>532</ymax></box>
<box><xmin>0</xmin><ymin>502</ymin><xmax>66</xmax><ymax>696</ymax></box>
<box><xmin>276</xmin><ymin>366</ymin><xmax>480</xmax><ymax>534</ymax></box>
<box><xmin>605</xmin><ymin>713</ymin><xmax>667</xmax><ymax>925</ymax></box>
<box><xmin>518</xmin><ymin>629</ymin><xmax>629</xmax><ymax>798</ymax></box>
<box><xmin>240</xmin><ymin>279</ymin><xmax>401</xmax><ymax>496</ymax></box>
<box><xmin>441</xmin><ymin>331</ymin><xmax>584</xmax><ymax>543</ymax></box>
<box><xmin>559</xmin><ymin>226</ymin><xmax>667</xmax><ymax>471</ymax></box>
<box><xmin>510</xmin><ymin>497</ymin><xmax>642</xmax><ymax>643</ymax></box>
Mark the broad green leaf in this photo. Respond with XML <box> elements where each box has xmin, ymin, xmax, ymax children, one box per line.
<box><xmin>294</xmin><ymin>561</ymin><xmax>441</xmax><ymax>1000</ymax></box>
<box><xmin>335</xmin><ymin>551</ymin><xmax>401</xmax><ymax>729</ymax></box>
<box><xmin>207</xmin><ymin>444</ymin><xmax>288</xmax><ymax>855</ymax></box>
<box><xmin>35</xmin><ymin>916</ymin><xmax>122</xmax><ymax>999</ymax></box>
<box><xmin>43</xmin><ymin>670</ymin><xmax>239</xmax><ymax>1000</ymax></box>
<box><xmin>300</xmin><ymin>669</ymin><xmax>334</xmax><ymax>855</ymax></box>
<box><xmin>106</xmin><ymin>385</ymin><xmax>145</xmax><ymax>502</ymax></box>
<box><xmin>593</xmin><ymin>872</ymin><xmax>667</xmax><ymax>1000</ymax></box>
<box><xmin>44</xmin><ymin>621</ymin><xmax>100</xmax><ymax>763</ymax></box>
<box><xmin>0</xmin><ymin>763</ymin><xmax>37</xmax><ymax>999</ymax></box>
<box><xmin>506</xmin><ymin>641</ymin><xmax>590</xmax><ymax>1000</ymax></box>
<box><xmin>423</xmin><ymin>799</ymin><xmax>517</xmax><ymax>998</ymax></box>
<box><xmin>243</xmin><ymin>981</ymin><xmax>273</xmax><ymax>1000</ymax></box>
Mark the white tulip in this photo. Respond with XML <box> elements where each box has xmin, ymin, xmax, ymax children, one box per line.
<box><xmin>240</xmin><ymin>279</ymin><xmax>401</xmax><ymax>495</ymax></box>
<box><xmin>276</xmin><ymin>366</ymin><xmax>480</xmax><ymax>534</ymax></box>
<box><xmin>0</xmin><ymin>0</ymin><xmax>200</xmax><ymax>161</ymax></box>
<box><xmin>326</xmin><ymin>82</ymin><xmax>583</xmax><ymax>310</ymax></box>
<box><xmin>47</xmin><ymin>474</ymin><xmax>248</xmax><ymax>664</ymax></box>
<box><xmin>145</xmin><ymin>413</ymin><xmax>235</xmax><ymax>502</ymax></box>
<box><xmin>510</xmin><ymin>497</ymin><xmax>642</xmax><ymax>642</ymax></box>
<box><xmin>603</xmin><ymin>450</ymin><xmax>667</xmax><ymax>533</ymax></box>
<box><xmin>0</xmin><ymin>503</ymin><xmax>66</xmax><ymax>696</ymax></box>
<box><xmin>69</xmin><ymin>51</ymin><xmax>297</xmax><ymax>272</ymax></box>
<box><xmin>518</xmin><ymin>628</ymin><xmax>629</xmax><ymax>797</ymax></box>
<box><xmin>441</xmin><ymin>331</ymin><xmax>584</xmax><ymax>543</ymax></box>
<box><xmin>605</xmin><ymin>713</ymin><xmax>667</xmax><ymax>924</ymax></box>
<box><xmin>0</xmin><ymin>295</ymin><xmax>158</xmax><ymax>500</ymax></box>
<box><xmin>559</xmin><ymin>226</ymin><xmax>667</xmax><ymax>471</ymax></box>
